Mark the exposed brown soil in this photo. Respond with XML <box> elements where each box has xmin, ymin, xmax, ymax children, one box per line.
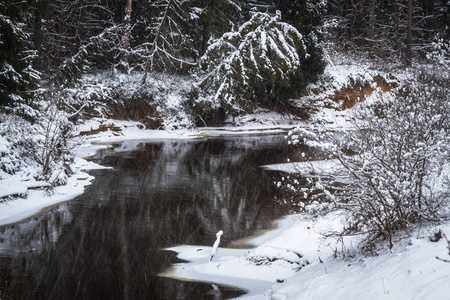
<box><xmin>107</xmin><ymin>94</ymin><xmax>158</xmax><ymax>121</ymax></box>
<box><xmin>335</xmin><ymin>75</ymin><xmax>398</xmax><ymax>109</ymax></box>
<box><xmin>306</xmin><ymin>74</ymin><xmax>399</xmax><ymax>110</ymax></box>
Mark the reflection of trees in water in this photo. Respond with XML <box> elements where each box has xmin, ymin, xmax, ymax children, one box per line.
<box><xmin>113</xmin><ymin>137</ymin><xmax>292</xmax><ymax>246</ymax></box>
<box><xmin>0</xmin><ymin>203</ymin><xmax>73</xmax><ymax>255</ymax></box>
<box><xmin>0</xmin><ymin>135</ymin><xmax>297</xmax><ymax>299</ymax></box>
<box><xmin>90</xmin><ymin>137</ymin><xmax>295</xmax><ymax>246</ymax></box>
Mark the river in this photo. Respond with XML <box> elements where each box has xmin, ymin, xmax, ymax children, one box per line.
<box><xmin>0</xmin><ymin>134</ymin><xmax>311</xmax><ymax>300</ymax></box>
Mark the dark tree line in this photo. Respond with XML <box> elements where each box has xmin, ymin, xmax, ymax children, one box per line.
<box><xmin>1</xmin><ymin>0</ymin><xmax>448</xmax><ymax>109</ymax></box>
<box><xmin>325</xmin><ymin>0</ymin><xmax>449</xmax><ymax>63</ymax></box>
<box><xmin>0</xmin><ymin>0</ymin><xmax>325</xmax><ymax>114</ymax></box>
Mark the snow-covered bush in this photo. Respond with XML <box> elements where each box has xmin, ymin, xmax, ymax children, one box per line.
<box><xmin>0</xmin><ymin>113</ymin><xmax>39</xmax><ymax>179</ymax></box>
<box><xmin>286</xmin><ymin>68</ymin><xmax>450</xmax><ymax>249</ymax></box>
<box><xmin>191</xmin><ymin>11</ymin><xmax>308</xmax><ymax>121</ymax></box>
<box><xmin>62</xmin><ymin>71</ymin><xmax>193</xmax><ymax>128</ymax></box>
<box><xmin>426</xmin><ymin>34</ymin><xmax>450</xmax><ymax>68</ymax></box>
<box><xmin>336</xmin><ymin>71</ymin><xmax>449</xmax><ymax>247</ymax></box>
<box><xmin>34</xmin><ymin>101</ymin><xmax>74</xmax><ymax>183</ymax></box>
<box><xmin>0</xmin><ymin>95</ymin><xmax>74</xmax><ymax>185</ymax></box>
<box><xmin>341</xmin><ymin>92</ymin><xmax>447</xmax><ymax>246</ymax></box>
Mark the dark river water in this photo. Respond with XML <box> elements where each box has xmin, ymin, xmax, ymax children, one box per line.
<box><xmin>0</xmin><ymin>134</ymin><xmax>310</xmax><ymax>300</ymax></box>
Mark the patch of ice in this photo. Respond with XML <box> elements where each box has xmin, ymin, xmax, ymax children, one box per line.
<box><xmin>262</xmin><ymin>159</ymin><xmax>342</xmax><ymax>174</ymax></box>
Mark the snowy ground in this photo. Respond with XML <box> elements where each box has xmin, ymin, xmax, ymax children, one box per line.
<box><xmin>0</xmin><ymin>166</ymin><xmax>94</xmax><ymax>227</ymax></box>
<box><xmin>163</xmin><ymin>213</ymin><xmax>450</xmax><ymax>300</ymax></box>
<box><xmin>1</xmin><ymin>61</ymin><xmax>449</xmax><ymax>299</ymax></box>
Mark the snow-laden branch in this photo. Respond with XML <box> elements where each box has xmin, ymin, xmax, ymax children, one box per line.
<box><xmin>142</xmin><ymin>0</ymin><xmax>194</xmax><ymax>80</ymax></box>
<box><xmin>48</xmin><ymin>25</ymin><xmax>123</xmax><ymax>87</ymax></box>
<box><xmin>196</xmin><ymin>11</ymin><xmax>306</xmax><ymax>113</ymax></box>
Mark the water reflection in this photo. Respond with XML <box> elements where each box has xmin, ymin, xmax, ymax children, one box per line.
<box><xmin>0</xmin><ymin>135</ymin><xmax>302</xmax><ymax>300</ymax></box>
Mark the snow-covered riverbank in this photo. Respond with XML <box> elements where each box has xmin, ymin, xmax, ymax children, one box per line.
<box><xmin>164</xmin><ymin>211</ymin><xmax>450</xmax><ymax>300</ymax></box>
<box><xmin>0</xmin><ymin>61</ymin><xmax>374</xmax><ymax>227</ymax></box>
<box><xmin>0</xmin><ymin>166</ymin><xmax>94</xmax><ymax>227</ymax></box>
<box><xmin>2</xmin><ymin>118</ymin><xmax>450</xmax><ymax>300</ymax></box>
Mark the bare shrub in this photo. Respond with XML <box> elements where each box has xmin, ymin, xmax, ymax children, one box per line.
<box><xmin>338</xmin><ymin>69</ymin><xmax>449</xmax><ymax>247</ymax></box>
<box><xmin>0</xmin><ymin>96</ymin><xmax>74</xmax><ymax>185</ymax></box>
<box><xmin>34</xmin><ymin>101</ymin><xmax>74</xmax><ymax>183</ymax></box>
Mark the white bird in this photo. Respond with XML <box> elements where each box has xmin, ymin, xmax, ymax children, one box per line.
<box><xmin>210</xmin><ymin>230</ymin><xmax>223</xmax><ymax>262</ymax></box>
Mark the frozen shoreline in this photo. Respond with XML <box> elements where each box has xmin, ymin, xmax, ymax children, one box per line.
<box><xmin>163</xmin><ymin>199</ymin><xmax>450</xmax><ymax>300</ymax></box>
<box><xmin>1</xmin><ymin>119</ymin><xmax>449</xmax><ymax>300</ymax></box>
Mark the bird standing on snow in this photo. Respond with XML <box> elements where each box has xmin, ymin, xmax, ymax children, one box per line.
<box><xmin>210</xmin><ymin>230</ymin><xmax>223</xmax><ymax>262</ymax></box>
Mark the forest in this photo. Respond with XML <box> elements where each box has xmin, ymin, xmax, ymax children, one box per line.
<box><xmin>0</xmin><ymin>1</ymin><xmax>450</xmax><ymax>298</ymax></box>
<box><xmin>1</xmin><ymin>0</ymin><xmax>448</xmax><ymax>114</ymax></box>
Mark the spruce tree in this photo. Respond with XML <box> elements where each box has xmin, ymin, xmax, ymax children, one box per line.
<box><xmin>0</xmin><ymin>1</ymin><xmax>39</xmax><ymax>107</ymax></box>
<box><xmin>141</xmin><ymin>0</ymin><xmax>196</xmax><ymax>79</ymax></box>
<box><xmin>195</xmin><ymin>11</ymin><xmax>307</xmax><ymax>116</ymax></box>
<box><xmin>190</xmin><ymin>0</ymin><xmax>243</xmax><ymax>54</ymax></box>
<box><xmin>274</xmin><ymin>0</ymin><xmax>326</xmax><ymax>93</ymax></box>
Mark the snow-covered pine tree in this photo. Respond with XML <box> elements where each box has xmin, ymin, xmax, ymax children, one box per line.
<box><xmin>0</xmin><ymin>1</ymin><xmax>40</xmax><ymax>107</ymax></box>
<box><xmin>194</xmin><ymin>11</ymin><xmax>307</xmax><ymax>117</ymax></box>
<box><xmin>141</xmin><ymin>0</ymin><xmax>196</xmax><ymax>80</ymax></box>
<box><xmin>31</xmin><ymin>0</ymin><xmax>117</xmax><ymax>75</ymax></box>
<box><xmin>25</xmin><ymin>0</ymin><xmax>125</xmax><ymax>86</ymax></box>
<box><xmin>427</xmin><ymin>34</ymin><xmax>450</xmax><ymax>68</ymax></box>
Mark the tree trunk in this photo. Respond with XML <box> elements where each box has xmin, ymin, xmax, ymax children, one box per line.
<box><xmin>369</xmin><ymin>0</ymin><xmax>376</xmax><ymax>40</ymax></box>
<box><xmin>352</xmin><ymin>0</ymin><xmax>360</xmax><ymax>35</ymax></box>
<box><xmin>120</xmin><ymin>0</ymin><xmax>132</xmax><ymax>74</ymax></box>
<box><xmin>406</xmin><ymin>0</ymin><xmax>412</xmax><ymax>66</ymax></box>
